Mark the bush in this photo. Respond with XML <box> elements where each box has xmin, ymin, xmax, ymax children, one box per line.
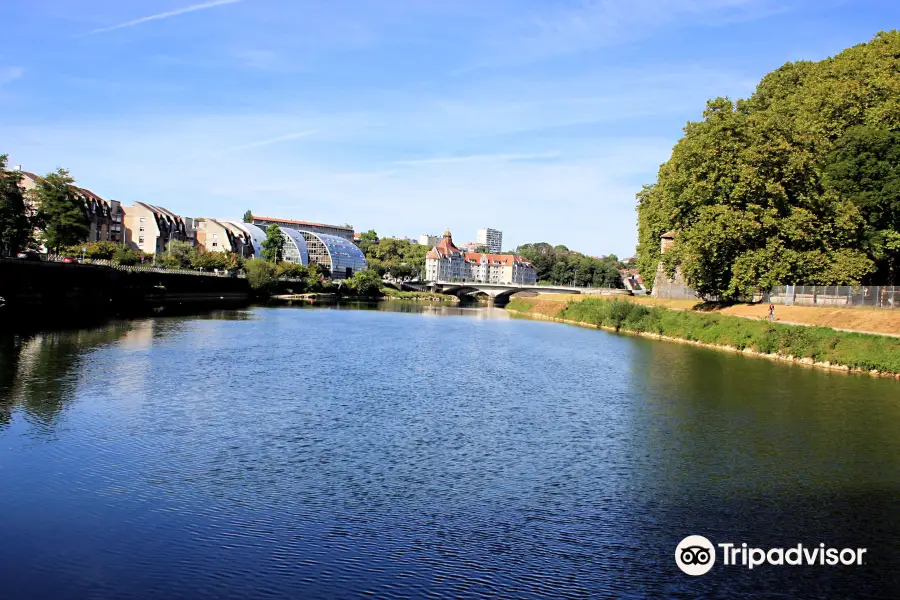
<box><xmin>347</xmin><ymin>270</ymin><xmax>383</xmax><ymax>297</ymax></box>
<box><xmin>244</xmin><ymin>258</ymin><xmax>276</xmax><ymax>291</ymax></box>
<box><xmin>113</xmin><ymin>247</ymin><xmax>144</xmax><ymax>266</ymax></box>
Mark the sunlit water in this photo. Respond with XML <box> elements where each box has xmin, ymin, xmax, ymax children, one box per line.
<box><xmin>1</xmin><ymin>302</ymin><xmax>899</xmax><ymax>599</ymax></box>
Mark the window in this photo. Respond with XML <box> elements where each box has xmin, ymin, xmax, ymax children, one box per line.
<box><xmin>138</xmin><ymin>237</ymin><xmax>144</xmax><ymax>244</ymax></box>
<box><xmin>139</xmin><ymin>217</ymin><xmax>145</xmax><ymax>223</ymax></box>
<box><xmin>212</xmin><ymin>242</ymin><xmax>218</xmax><ymax>247</ymax></box>
<box><xmin>139</xmin><ymin>227</ymin><xmax>145</xmax><ymax>232</ymax></box>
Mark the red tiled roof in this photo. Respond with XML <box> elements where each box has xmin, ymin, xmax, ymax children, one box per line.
<box><xmin>433</xmin><ymin>230</ymin><xmax>462</xmax><ymax>258</ymax></box>
<box><xmin>661</xmin><ymin>230</ymin><xmax>677</xmax><ymax>239</ymax></box>
<box><xmin>254</xmin><ymin>215</ymin><xmax>352</xmax><ymax>231</ymax></box>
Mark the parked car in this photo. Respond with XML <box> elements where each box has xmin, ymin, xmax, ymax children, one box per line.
<box><xmin>60</xmin><ymin>256</ymin><xmax>76</xmax><ymax>264</ymax></box>
<box><xmin>16</xmin><ymin>251</ymin><xmax>42</xmax><ymax>262</ymax></box>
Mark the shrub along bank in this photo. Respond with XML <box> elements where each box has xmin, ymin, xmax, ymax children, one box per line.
<box><xmin>507</xmin><ymin>297</ymin><xmax>900</xmax><ymax>376</ymax></box>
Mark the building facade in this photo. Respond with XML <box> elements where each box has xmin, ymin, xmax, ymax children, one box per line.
<box><xmin>122</xmin><ymin>202</ymin><xmax>188</xmax><ymax>256</ymax></box>
<box><xmin>419</xmin><ymin>234</ymin><xmax>441</xmax><ymax>246</ymax></box>
<box><xmin>425</xmin><ymin>231</ymin><xmax>536</xmax><ymax>284</ymax></box>
<box><xmin>17</xmin><ymin>172</ymin><xmax>123</xmax><ymax>248</ymax></box>
<box><xmin>476</xmin><ymin>228</ymin><xmax>503</xmax><ymax>253</ymax></box>
<box><xmin>252</xmin><ymin>216</ymin><xmax>354</xmax><ymax>241</ymax></box>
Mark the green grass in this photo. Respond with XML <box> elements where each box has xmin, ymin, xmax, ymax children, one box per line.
<box><xmin>507</xmin><ymin>298</ymin><xmax>900</xmax><ymax>375</ymax></box>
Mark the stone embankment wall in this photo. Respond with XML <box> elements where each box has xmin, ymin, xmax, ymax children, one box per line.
<box><xmin>0</xmin><ymin>259</ymin><xmax>250</xmax><ymax>328</ymax></box>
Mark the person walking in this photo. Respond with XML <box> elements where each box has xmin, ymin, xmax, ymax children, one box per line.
<box><xmin>768</xmin><ymin>303</ymin><xmax>776</xmax><ymax>322</ymax></box>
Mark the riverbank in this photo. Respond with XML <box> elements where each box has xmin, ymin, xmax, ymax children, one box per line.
<box><xmin>522</xmin><ymin>294</ymin><xmax>900</xmax><ymax>337</ymax></box>
<box><xmin>507</xmin><ymin>297</ymin><xmax>900</xmax><ymax>378</ymax></box>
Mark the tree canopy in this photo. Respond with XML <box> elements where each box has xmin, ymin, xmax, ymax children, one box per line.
<box><xmin>261</xmin><ymin>224</ymin><xmax>284</xmax><ymax>263</ymax></box>
<box><xmin>358</xmin><ymin>232</ymin><xmax>428</xmax><ymax>279</ymax></box>
<box><xmin>516</xmin><ymin>243</ymin><xmax>624</xmax><ymax>287</ymax></box>
<box><xmin>636</xmin><ymin>31</ymin><xmax>900</xmax><ymax>298</ymax></box>
<box><xmin>242</xmin><ymin>210</ymin><xmax>253</xmax><ymax>223</ymax></box>
<box><xmin>34</xmin><ymin>168</ymin><xmax>90</xmax><ymax>254</ymax></box>
<box><xmin>0</xmin><ymin>155</ymin><xmax>31</xmax><ymax>256</ymax></box>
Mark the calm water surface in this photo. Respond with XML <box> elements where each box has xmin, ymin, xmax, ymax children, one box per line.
<box><xmin>1</xmin><ymin>302</ymin><xmax>899</xmax><ymax>599</ymax></box>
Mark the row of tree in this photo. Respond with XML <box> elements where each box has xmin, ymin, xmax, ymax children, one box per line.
<box><xmin>636</xmin><ymin>31</ymin><xmax>900</xmax><ymax>299</ymax></box>
<box><xmin>516</xmin><ymin>243</ymin><xmax>626</xmax><ymax>287</ymax></box>
<box><xmin>1</xmin><ymin>157</ymin><xmax>93</xmax><ymax>256</ymax></box>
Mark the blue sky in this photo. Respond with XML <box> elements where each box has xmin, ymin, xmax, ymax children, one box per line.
<box><xmin>1</xmin><ymin>0</ymin><xmax>897</xmax><ymax>256</ymax></box>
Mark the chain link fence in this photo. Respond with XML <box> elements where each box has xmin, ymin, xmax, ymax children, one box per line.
<box><xmin>762</xmin><ymin>286</ymin><xmax>898</xmax><ymax>308</ymax></box>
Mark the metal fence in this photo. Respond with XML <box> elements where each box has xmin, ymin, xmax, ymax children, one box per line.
<box><xmin>44</xmin><ymin>255</ymin><xmax>242</xmax><ymax>278</ymax></box>
<box><xmin>762</xmin><ymin>285</ymin><xmax>898</xmax><ymax>309</ymax></box>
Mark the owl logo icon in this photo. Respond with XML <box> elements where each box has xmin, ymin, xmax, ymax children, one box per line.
<box><xmin>676</xmin><ymin>535</ymin><xmax>716</xmax><ymax>575</ymax></box>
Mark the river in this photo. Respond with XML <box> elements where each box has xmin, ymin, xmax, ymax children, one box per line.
<box><xmin>1</xmin><ymin>303</ymin><xmax>898</xmax><ymax>599</ymax></box>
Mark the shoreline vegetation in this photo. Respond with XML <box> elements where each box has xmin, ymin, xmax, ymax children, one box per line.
<box><xmin>272</xmin><ymin>288</ymin><xmax>458</xmax><ymax>304</ymax></box>
<box><xmin>506</xmin><ymin>297</ymin><xmax>900</xmax><ymax>379</ymax></box>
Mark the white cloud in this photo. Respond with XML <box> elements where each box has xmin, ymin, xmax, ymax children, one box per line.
<box><xmin>85</xmin><ymin>0</ymin><xmax>244</xmax><ymax>35</ymax></box>
<box><xmin>0</xmin><ymin>67</ymin><xmax>24</xmax><ymax>87</ymax></box>
<box><xmin>469</xmin><ymin>0</ymin><xmax>788</xmax><ymax>67</ymax></box>
<box><xmin>217</xmin><ymin>131</ymin><xmax>316</xmax><ymax>155</ymax></box>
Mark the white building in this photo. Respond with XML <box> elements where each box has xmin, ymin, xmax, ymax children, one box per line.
<box><xmin>425</xmin><ymin>231</ymin><xmax>536</xmax><ymax>284</ymax></box>
<box><xmin>419</xmin><ymin>234</ymin><xmax>441</xmax><ymax>246</ymax></box>
<box><xmin>476</xmin><ymin>228</ymin><xmax>503</xmax><ymax>253</ymax></box>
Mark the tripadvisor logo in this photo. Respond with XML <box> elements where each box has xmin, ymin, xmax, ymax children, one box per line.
<box><xmin>675</xmin><ymin>536</ymin><xmax>868</xmax><ymax>575</ymax></box>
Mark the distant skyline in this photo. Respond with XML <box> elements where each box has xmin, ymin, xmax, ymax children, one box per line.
<box><xmin>1</xmin><ymin>1</ymin><xmax>898</xmax><ymax>257</ymax></box>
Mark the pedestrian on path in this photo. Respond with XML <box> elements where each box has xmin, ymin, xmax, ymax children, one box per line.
<box><xmin>768</xmin><ymin>303</ymin><xmax>776</xmax><ymax>322</ymax></box>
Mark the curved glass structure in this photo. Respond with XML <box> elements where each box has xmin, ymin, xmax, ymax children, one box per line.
<box><xmin>297</xmin><ymin>230</ymin><xmax>367</xmax><ymax>279</ymax></box>
<box><xmin>280</xmin><ymin>227</ymin><xmax>309</xmax><ymax>265</ymax></box>
<box><xmin>222</xmin><ymin>221</ymin><xmax>267</xmax><ymax>257</ymax></box>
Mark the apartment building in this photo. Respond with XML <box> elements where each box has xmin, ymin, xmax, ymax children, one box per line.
<box><xmin>476</xmin><ymin>228</ymin><xmax>503</xmax><ymax>254</ymax></box>
<box><xmin>425</xmin><ymin>231</ymin><xmax>536</xmax><ymax>284</ymax></box>
<box><xmin>122</xmin><ymin>202</ymin><xmax>188</xmax><ymax>256</ymax></box>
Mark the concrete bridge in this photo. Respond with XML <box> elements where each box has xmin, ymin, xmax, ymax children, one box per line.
<box><xmin>402</xmin><ymin>280</ymin><xmax>631</xmax><ymax>302</ymax></box>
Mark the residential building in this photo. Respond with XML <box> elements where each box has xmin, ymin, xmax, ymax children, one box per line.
<box><xmin>418</xmin><ymin>234</ymin><xmax>441</xmax><ymax>246</ymax></box>
<box><xmin>77</xmin><ymin>187</ymin><xmax>123</xmax><ymax>244</ymax></box>
<box><xmin>122</xmin><ymin>202</ymin><xmax>188</xmax><ymax>256</ymax></box>
<box><xmin>252</xmin><ymin>215</ymin><xmax>354</xmax><ymax>241</ymax></box>
<box><xmin>476</xmin><ymin>228</ymin><xmax>503</xmax><ymax>253</ymax></box>
<box><xmin>425</xmin><ymin>230</ymin><xmax>536</xmax><ymax>284</ymax></box>
<box><xmin>18</xmin><ymin>171</ymin><xmax>122</xmax><ymax>247</ymax></box>
<box><xmin>196</xmin><ymin>218</ymin><xmax>244</xmax><ymax>253</ymax></box>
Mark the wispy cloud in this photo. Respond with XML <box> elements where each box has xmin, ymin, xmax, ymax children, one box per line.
<box><xmin>395</xmin><ymin>152</ymin><xmax>560</xmax><ymax>166</ymax></box>
<box><xmin>469</xmin><ymin>0</ymin><xmax>789</xmax><ymax>68</ymax></box>
<box><xmin>0</xmin><ymin>66</ymin><xmax>24</xmax><ymax>87</ymax></box>
<box><xmin>85</xmin><ymin>0</ymin><xmax>244</xmax><ymax>36</ymax></box>
<box><xmin>218</xmin><ymin>130</ymin><xmax>316</xmax><ymax>155</ymax></box>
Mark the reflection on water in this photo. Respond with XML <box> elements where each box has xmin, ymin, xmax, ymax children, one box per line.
<box><xmin>0</xmin><ymin>303</ymin><xmax>898</xmax><ymax>599</ymax></box>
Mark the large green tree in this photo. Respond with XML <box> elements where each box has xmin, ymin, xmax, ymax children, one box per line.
<box><xmin>35</xmin><ymin>168</ymin><xmax>89</xmax><ymax>254</ymax></box>
<box><xmin>636</xmin><ymin>31</ymin><xmax>900</xmax><ymax>298</ymax></box>
<box><xmin>261</xmin><ymin>224</ymin><xmax>284</xmax><ymax>263</ymax></box>
<box><xmin>823</xmin><ymin>126</ymin><xmax>900</xmax><ymax>283</ymax></box>
<box><xmin>242</xmin><ymin>210</ymin><xmax>253</xmax><ymax>223</ymax></box>
<box><xmin>0</xmin><ymin>155</ymin><xmax>32</xmax><ymax>256</ymax></box>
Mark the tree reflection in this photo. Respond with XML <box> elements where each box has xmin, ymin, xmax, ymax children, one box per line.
<box><xmin>0</xmin><ymin>324</ymin><xmax>134</xmax><ymax>431</ymax></box>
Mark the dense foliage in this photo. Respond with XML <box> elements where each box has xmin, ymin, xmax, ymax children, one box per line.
<box><xmin>516</xmin><ymin>242</ymin><xmax>625</xmax><ymax>287</ymax></box>
<box><xmin>637</xmin><ymin>31</ymin><xmax>900</xmax><ymax>299</ymax></box>
<box><xmin>34</xmin><ymin>168</ymin><xmax>90</xmax><ymax>255</ymax></box>
<box><xmin>0</xmin><ymin>155</ymin><xmax>32</xmax><ymax>256</ymax></box>
<box><xmin>357</xmin><ymin>231</ymin><xmax>429</xmax><ymax>279</ymax></box>
<box><xmin>508</xmin><ymin>297</ymin><xmax>900</xmax><ymax>375</ymax></box>
<box><xmin>261</xmin><ymin>224</ymin><xmax>284</xmax><ymax>263</ymax></box>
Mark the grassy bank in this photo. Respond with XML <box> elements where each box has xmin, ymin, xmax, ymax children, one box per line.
<box><xmin>380</xmin><ymin>287</ymin><xmax>459</xmax><ymax>302</ymax></box>
<box><xmin>507</xmin><ymin>297</ymin><xmax>900</xmax><ymax>376</ymax></box>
